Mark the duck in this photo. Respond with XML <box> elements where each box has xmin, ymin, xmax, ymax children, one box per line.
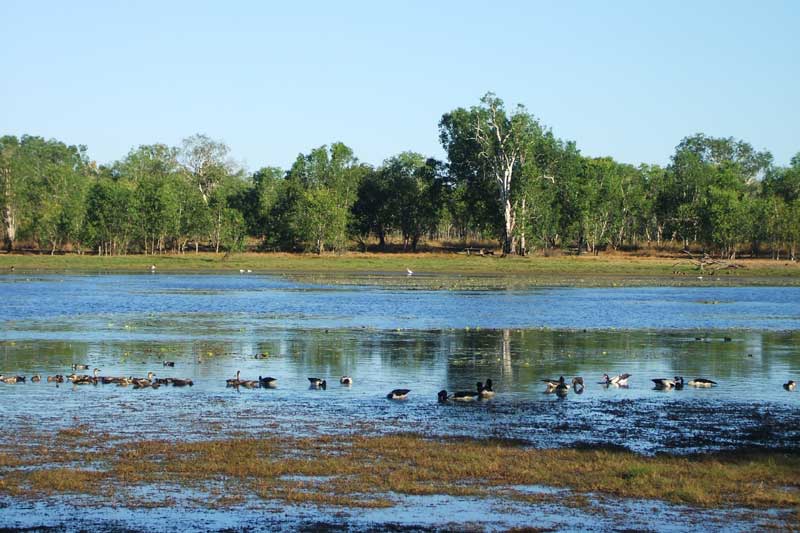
<box><xmin>308</xmin><ymin>378</ymin><xmax>327</xmax><ymax>390</ymax></box>
<box><xmin>31</xmin><ymin>374</ymin><xmax>41</xmax><ymax>383</ymax></box>
<box><xmin>68</xmin><ymin>373</ymin><xmax>93</xmax><ymax>385</ymax></box>
<box><xmin>784</xmin><ymin>380</ymin><xmax>796</xmax><ymax>391</ymax></box>
<box><xmin>387</xmin><ymin>388</ymin><xmax>410</xmax><ymax>400</ymax></box>
<box><xmin>601</xmin><ymin>373</ymin><xmax>631</xmax><ymax>386</ymax></box>
<box><xmin>340</xmin><ymin>376</ymin><xmax>353</xmax><ymax>385</ymax></box>
<box><xmin>542</xmin><ymin>376</ymin><xmax>567</xmax><ymax>393</ymax></box>
<box><xmin>258</xmin><ymin>376</ymin><xmax>277</xmax><ymax>388</ymax></box>
<box><xmin>47</xmin><ymin>375</ymin><xmax>64</xmax><ymax>383</ymax></box>
<box><xmin>478</xmin><ymin>379</ymin><xmax>495</xmax><ymax>399</ymax></box>
<box><xmin>117</xmin><ymin>377</ymin><xmax>133</xmax><ymax>387</ymax></box>
<box><xmin>554</xmin><ymin>379</ymin><xmax>570</xmax><ymax>396</ymax></box>
<box><xmin>688</xmin><ymin>378</ymin><xmax>717</xmax><ymax>387</ymax></box>
<box><xmin>226</xmin><ymin>370</ymin><xmax>242</xmax><ymax>387</ymax></box>
<box><xmin>171</xmin><ymin>378</ymin><xmax>193</xmax><ymax>387</ymax></box>
<box><xmin>72</xmin><ymin>364</ymin><xmax>90</xmax><ymax>371</ymax></box>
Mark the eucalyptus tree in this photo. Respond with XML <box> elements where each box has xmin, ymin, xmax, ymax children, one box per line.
<box><xmin>0</xmin><ymin>136</ymin><xmax>23</xmax><ymax>251</ymax></box>
<box><xmin>285</xmin><ymin>143</ymin><xmax>368</xmax><ymax>253</ymax></box>
<box><xmin>440</xmin><ymin>93</ymin><xmax>555</xmax><ymax>254</ymax></box>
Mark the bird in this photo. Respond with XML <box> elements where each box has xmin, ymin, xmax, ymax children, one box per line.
<box><xmin>452</xmin><ymin>391</ymin><xmax>479</xmax><ymax>402</ymax></box>
<box><xmin>688</xmin><ymin>378</ymin><xmax>717</xmax><ymax>387</ymax></box>
<box><xmin>171</xmin><ymin>378</ymin><xmax>193</xmax><ymax>387</ymax></box>
<box><xmin>31</xmin><ymin>374</ymin><xmax>41</xmax><ymax>383</ymax></box>
<box><xmin>387</xmin><ymin>388</ymin><xmax>410</xmax><ymax>400</ymax></box>
<box><xmin>162</xmin><ymin>361</ymin><xmax>175</xmax><ymax>367</ymax></box>
<box><xmin>478</xmin><ymin>379</ymin><xmax>495</xmax><ymax>399</ymax></box>
<box><xmin>308</xmin><ymin>377</ymin><xmax>327</xmax><ymax>390</ymax></box>
<box><xmin>784</xmin><ymin>380</ymin><xmax>796</xmax><ymax>391</ymax></box>
<box><xmin>47</xmin><ymin>375</ymin><xmax>64</xmax><ymax>383</ymax></box>
<box><xmin>601</xmin><ymin>373</ymin><xmax>631</xmax><ymax>386</ymax></box>
<box><xmin>652</xmin><ymin>378</ymin><xmax>675</xmax><ymax>390</ymax></box>
<box><xmin>340</xmin><ymin>376</ymin><xmax>353</xmax><ymax>385</ymax></box>
<box><xmin>246</xmin><ymin>269</ymin><xmax>252</xmax><ymax>273</ymax></box>
<box><xmin>437</xmin><ymin>390</ymin><xmax>449</xmax><ymax>403</ymax></box>
<box><xmin>149</xmin><ymin>264</ymin><xmax>156</xmax><ymax>272</ymax></box>
<box><xmin>674</xmin><ymin>376</ymin><xmax>685</xmax><ymax>390</ymax></box>
<box><xmin>572</xmin><ymin>377</ymin><xmax>585</xmax><ymax>394</ymax></box>
<box><xmin>239</xmin><ymin>269</ymin><xmax>245</xmax><ymax>273</ymax></box>
<box><xmin>406</xmin><ymin>267</ymin><xmax>413</xmax><ymax>276</ymax></box>
<box><xmin>72</xmin><ymin>364</ymin><xmax>90</xmax><ymax>371</ymax></box>
<box><xmin>226</xmin><ymin>370</ymin><xmax>242</xmax><ymax>387</ymax></box>
<box><xmin>0</xmin><ymin>375</ymin><xmax>19</xmax><ymax>384</ymax></box>
<box><xmin>259</xmin><ymin>376</ymin><xmax>277</xmax><ymax>388</ymax></box>
<box><xmin>542</xmin><ymin>376</ymin><xmax>567</xmax><ymax>393</ymax></box>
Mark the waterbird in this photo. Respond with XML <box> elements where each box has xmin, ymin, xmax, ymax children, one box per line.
<box><xmin>674</xmin><ymin>376</ymin><xmax>685</xmax><ymax>390</ymax></box>
<box><xmin>601</xmin><ymin>373</ymin><xmax>631</xmax><ymax>386</ymax></box>
<box><xmin>31</xmin><ymin>374</ymin><xmax>41</xmax><ymax>383</ymax></box>
<box><xmin>572</xmin><ymin>377</ymin><xmax>585</xmax><ymax>393</ymax></box>
<box><xmin>784</xmin><ymin>380</ymin><xmax>796</xmax><ymax>391</ymax></box>
<box><xmin>259</xmin><ymin>376</ymin><xmax>277</xmax><ymax>388</ymax></box>
<box><xmin>308</xmin><ymin>377</ymin><xmax>327</xmax><ymax>389</ymax></box>
<box><xmin>149</xmin><ymin>264</ymin><xmax>156</xmax><ymax>272</ymax></box>
<box><xmin>340</xmin><ymin>376</ymin><xmax>353</xmax><ymax>385</ymax></box>
<box><xmin>47</xmin><ymin>375</ymin><xmax>64</xmax><ymax>383</ymax></box>
<box><xmin>652</xmin><ymin>378</ymin><xmax>676</xmax><ymax>390</ymax></box>
<box><xmin>226</xmin><ymin>370</ymin><xmax>242</xmax><ymax>387</ymax></box>
<box><xmin>406</xmin><ymin>267</ymin><xmax>413</xmax><ymax>276</ymax></box>
<box><xmin>688</xmin><ymin>378</ymin><xmax>717</xmax><ymax>387</ymax></box>
<box><xmin>387</xmin><ymin>388</ymin><xmax>410</xmax><ymax>400</ymax></box>
<box><xmin>72</xmin><ymin>364</ymin><xmax>90</xmax><ymax>371</ymax></box>
<box><xmin>0</xmin><ymin>375</ymin><xmax>19</xmax><ymax>384</ymax></box>
<box><xmin>171</xmin><ymin>378</ymin><xmax>193</xmax><ymax>387</ymax></box>
<box><xmin>478</xmin><ymin>379</ymin><xmax>495</xmax><ymax>399</ymax></box>
<box><xmin>162</xmin><ymin>361</ymin><xmax>175</xmax><ymax>367</ymax></box>
<box><xmin>542</xmin><ymin>376</ymin><xmax>567</xmax><ymax>393</ymax></box>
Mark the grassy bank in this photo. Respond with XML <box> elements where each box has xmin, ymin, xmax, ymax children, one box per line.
<box><xmin>0</xmin><ymin>430</ymin><xmax>797</xmax><ymax>520</ymax></box>
<box><xmin>1</xmin><ymin>252</ymin><xmax>799</xmax><ymax>287</ymax></box>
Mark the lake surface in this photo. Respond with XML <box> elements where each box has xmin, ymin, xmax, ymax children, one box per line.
<box><xmin>1</xmin><ymin>273</ymin><xmax>798</xmax><ymax>455</ymax></box>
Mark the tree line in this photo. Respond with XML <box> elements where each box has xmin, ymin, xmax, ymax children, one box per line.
<box><xmin>2</xmin><ymin>93</ymin><xmax>799</xmax><ymax>259</ymax></box>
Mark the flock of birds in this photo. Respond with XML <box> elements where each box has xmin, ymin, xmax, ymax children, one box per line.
<box><xmin>2</xmin><ymin>365</ymin><xmax>797</xmax><ymax>397</ymax></box>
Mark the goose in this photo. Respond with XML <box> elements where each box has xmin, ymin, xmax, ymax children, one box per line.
<box><xmin>572</xmin><ymin>377</ymin><xmax>585</xmax><ymax>394</ymax></box>
<box><xmin>688</xmin><ymin>378</ymin><xmax>717</xmax><ymax>387</ymax></box>
<box><xmin>162</xmin><ymin>361</ymin><xmax>175</xmax><ymax>367</ymax></box>
<box><xmin>437</xmin><ymin>390</ymin><xmax>449</xmax><ymax>403</ymax></box>
<box><xmin>450</xmin><ymin>387</ymin><xmax>479</xmax><ymax>402</ymax></box>
<box><xmin>226</xmin><ymin>371</ymin><xmax>242</xmax><ymax>387</ymax></box>
<box><xmin>652</xmin><ymin>377</ymin><xmax>683</xmax><ymax>390</ymax></box>
<box><xmin>542</xmin><ymin>376</ymin><xmax>567</xmax><ymax>393</ymax></box>
<box><xmin>72</xmin><ymin>364</ymin><xmax>90</xmax><ymax>371</ymax></box>
<box><xmin>601</xmin><ymin>373</ymin><xmax>631</xmax><ymax>386</ymax></box>
<box><xmin>308</xmin><ymin>378</ymin><xmax>327</xmax><ymax>390</ymax></box>
<box><xmin>171</xmin><ymin>378</ymin><xmax>193</xmax><ymax>387</ymax></box>
<box><xmin>340</xmin><ymin>376</ymin><xmax>353</xmax><ymax>385</ymax></box>
<box><xmin>1</xmin><ymin>375</ymin><xmax>19</xmax><ymax>384</ymax></box>
<box><xmin>239</xmin><ymin>378</ymin><xmax>259</xmax><ymax>389</ymax></box>
<box><xmin>117</xmin><ymin>377</ymin><xmax>132</xmax><ymax>387</ymax></box>
<box><xmin>387</xmin><ymin>388</ymin><xmax>410</xmax><ymax>400</ymax></box>
<box><xmin>47</xmin><ymin>375</ymin><xmax>64</xmax><ymax>383</ymax></box>
<box><xmin>259</xmin><ymin>376</ymin><xmax>277</xmax><ymax>388</ymax></box>
<box><xmin>31</xmin><ymin>374</ymin><xmax>41</xmax><ymax>383</ymax></box>
<box><xmin>478</xmin><ymin>379</ymin><xmax>496</xmax><ymax>399</ymax></box>
<box><xmin>784</xmin><ymin>380</ymin><xmax>796</xmax><ymax>391</ymax></box>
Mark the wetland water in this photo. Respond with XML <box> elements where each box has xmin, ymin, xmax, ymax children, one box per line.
<box><xmin>1</xmin><ymin>273</ymin><xmax>799</xmax><ymax>530</ymax></box>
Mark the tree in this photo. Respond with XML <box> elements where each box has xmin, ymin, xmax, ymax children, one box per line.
<box><xmin>440</xmin><ymin>93</ymin><xmax>551</xmax><ymax>254</ymax></box>
<box><xmin>179</xmin><ymin>134</ymin><xmax>235</xmax><ymax>205</ymax></box>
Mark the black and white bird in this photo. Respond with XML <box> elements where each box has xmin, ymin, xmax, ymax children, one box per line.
<box><xmin>308</xmin><ymin>377</ymin><xmax>327</xmax><ymax>390</ymax></box>
<box><xmin>687</xmin><ymin>378</ymin><xmax>717</xmax><ymax>387</ymax></box>
<box><xmin>387</xmin><ymin>388</ymin><xmax>410</xmax><ymax>400</ymax></box>
<box><xmin>601</xmin><ymin>373</ymin><xmax>631</xmax><ymax>386</ymax></box>
<box><xmin>784</xmin><ymin>380</ymin><xmax>796</xmax><ymax>391</ymax></box>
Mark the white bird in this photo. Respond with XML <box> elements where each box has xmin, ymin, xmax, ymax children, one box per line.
<box><xmin>602</xmin><ymin>373</ymin><xmax>631</xmax><ymax>386</ymax></box>
<box><xmin>149</xmin><ymin>264</ymin><xmax>156</xmax><ymax>272</ymax></box>
<box><xmin>239</xmin><ymin>269</ymin><xmax>245</xmax><ymax>273</ymax></box>
<box><xmin>406</xmin><ymin>267</ymin><xmax>414</xmax><ymax>276</ymax></box>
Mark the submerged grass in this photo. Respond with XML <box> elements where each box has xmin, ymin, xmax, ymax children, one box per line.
<box><xmin>1</xmin><ymin>252</ymin><xmax>798</xmax><ymax>288</ymax></box>
<box><xmin>0</xmin><ymin>430</ymin><xmax>797</xmax><ymax>515</ymax></box>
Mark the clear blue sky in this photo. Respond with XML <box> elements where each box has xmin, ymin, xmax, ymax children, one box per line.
<box><xmin>3</xmin><ymin>0</ymin><xmax>798</xmax><ymax>172</ymax></box>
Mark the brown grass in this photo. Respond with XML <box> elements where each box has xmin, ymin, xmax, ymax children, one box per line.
<box><xmin>0</xmin><ymin>431</ymin><xmax>797</xmax><ymax>514</ymax></box>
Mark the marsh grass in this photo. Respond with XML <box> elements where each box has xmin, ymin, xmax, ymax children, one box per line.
<box><xmin>0</xmin><ymin>431</ymin><xmax>797</xmax><ymax>515</ymax></box>
<box><xmin>1</xmin><ymin>253</ymin><xmax>798</xmax><ymax>288</ymax></box>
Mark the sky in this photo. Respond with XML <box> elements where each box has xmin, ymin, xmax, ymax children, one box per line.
<box><xmin>2</xmin><ymin>0</ymin><xmax>799</xmax><ymax>172</ymax></box>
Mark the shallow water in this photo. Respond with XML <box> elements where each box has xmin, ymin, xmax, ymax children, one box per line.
<box><xmin>1</xmin><ymin>273</ymin><xmax>798</xmax><ymax>529</ymax></box>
